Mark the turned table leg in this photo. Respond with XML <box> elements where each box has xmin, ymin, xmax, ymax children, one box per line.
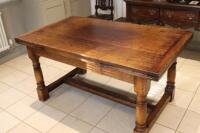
<box><xmin>134</xmin><ymin>77</ymin><xmax>151</xmax><ymax>133</ymax></box>
<box><xmin>27</xmin><ymin>47</ymin><xmax>49</xmax><ymax>101</ymax></box>
<box><xmin>165</xmin><ymin>61</ymin><xmax>177</xmax><ymax>102</ymax></box>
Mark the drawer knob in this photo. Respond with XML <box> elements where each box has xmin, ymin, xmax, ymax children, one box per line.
<box><xmin>188</xmin><ymin>17</ymin><xmax>193</xmax><ymax>20</ymax></box>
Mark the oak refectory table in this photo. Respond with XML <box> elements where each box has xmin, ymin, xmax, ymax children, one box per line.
<box><xmin>15</xmin><ymin>16</ymin><xmax>192</xmax><ymax>133</ymax></box>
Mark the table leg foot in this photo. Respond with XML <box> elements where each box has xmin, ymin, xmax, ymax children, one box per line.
<box><xmin>134</xmin><ymin>125</ymin><xmax>147</xmax><ymax>133</ymax></box>
<box><xmin>78</xmin><ymin>68</ymin><xmax>87</xmax><ymax>75</ymax></box>
<box><xmin>37</xmin><ymin>83</ymin><xmax>49</xmax><ymax>101</ymax></box>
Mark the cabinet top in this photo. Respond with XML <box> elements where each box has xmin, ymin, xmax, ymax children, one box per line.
<box><xmin>125</xmin><ymin>0</ymin><xmax>200</xmax><ymax>10</ymax></box>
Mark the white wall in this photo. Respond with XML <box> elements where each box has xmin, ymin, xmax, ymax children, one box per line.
<box><xmin>0</xmin><ymin>0</ymin><xmax>26</xmax><ymax>42</ymax></box>
<box><xmin>90</xmin><ymin>0</ymin><xmax>126</xmax><ymax>19</ymax></box>
<box><xmin>69</xmin><ymin>0</ymin><xmax>91</xmax><ymax>17</ymax></box>
<box><xmin>21</xmin><ymin>0</ymin><xmax>45</xmax><ymax>32</ymax></box>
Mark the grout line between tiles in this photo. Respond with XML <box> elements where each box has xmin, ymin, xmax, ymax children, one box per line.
<box><xmin>2</xmin><ymin>109</ymin><xmax>42</xmax><ymax>133</ymax></box>
<box><xmin>89</xmin><ymin>126</ymin><xmax>110</xmax><ymax>133</ymax></box>
<box><xmin>174</xmin><ymin>82</ymin><xmax>200</xmax><ymax>133</ymax></box>
<box><xmin>46</xmin><ymin>94</ymin><xmax>92</xmax><ymax>132</ymax></box>
<box><xmin>46</xmin><ymin>87</ymin><xmax>116</xmax><ymax>133</ymax></box>
<box><xmin>3</xmin><ymin>93</ymin><xmax>27</xmax><ymax>110</ymax></box>
<box><xmin>0</xmin><ymin>79</ymin><xmax>35</xmax><ymax>97</ymax></box>
<box><xmin>155</xmin><ymin>122</ymin><xmax>177</xmax><ymax>132</ymax></box>
<box><xmin>90</xmin><ymin>103</ymin><xmax>119</xmax><ymax>133</ymax></box>
<box><xmin>6</xmin><ymin>119</ymin><xmax>42</xmax><ymax>133</ymax></box>
<box><xmin>45</xmin><ymin>113</ymin><xmax>70</xmax><ymax>133</ymax></box>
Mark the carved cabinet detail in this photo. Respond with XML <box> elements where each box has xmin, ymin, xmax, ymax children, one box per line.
<box><xmin>125</xmin><ymin>0</ymin><xmax>200</xmax><ymax>30</ymax></box>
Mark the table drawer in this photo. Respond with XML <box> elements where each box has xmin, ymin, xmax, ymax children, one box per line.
<box><xmin>127</xmin><ymin>5</ymin><xmax>159</xmax><ymax>22</ymax></box>
<box><xmin>161</xmin><ymin>9</ymin><xmax>199</xmax><ymax>25</ymax></box>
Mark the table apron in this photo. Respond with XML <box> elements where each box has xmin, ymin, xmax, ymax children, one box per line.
<box><xmin>33</xmin><ymin>47</ymin><xmax>138</xmax><ymax>83</ymax></box>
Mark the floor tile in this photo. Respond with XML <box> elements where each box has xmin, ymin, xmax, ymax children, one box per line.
<box><xmin>170</xmin><ymin>89</ymin><xmax>194</xmax><ymax>109</ymax></box>
<box><xmin>4</xmin><ymin>54</ymin><xmax>33</xmax><ymax>76</ymax></box>
<box><xmin>41</xmin><ymin>57</ymin><xmax>75</xmax><ymax>71</ymax></box>
<box><xmin>0</xmin><ymin>65</ymin><xmax>30</xmax><ymax>86</ymax></box>
<box><xmin>176</xmin><ymin>75</ymin><xmax>200</xmax><ymax>93</ymax></box>
<box><xmin>0</xmin><ymin>81</ymin><xmax>11</xmax><ymax>94</ymax></box>
<box><xmin>48</xmin><ymin>85</ymin><xmax>69</xmax><ymax>100</ymax></box>
<box><xmin>7</xmin><ymin>96</ymin><xmax>45</xmax><ymax>120</ymax></box>
<box><xmin>25</xmin><ymin>105</ymin><xmax>66</xmax><ymax>132</ymax></box>
<box><xmin>106</xmin><ymin>78</ymin><xmax>133</xmax><ymax>92</ymax></box>
<box><xmin>0</xmin><ymin>111</ymin><xmax>20</xmax><ymax>132</ymax></box>
<box><xmin>149</xmin><ymin>124</ymin><xmax>175</xmax><ymax>133</ymax></box>
<box><xmin>17</xmin><ymin>65</ymin><xmax>33</xmax><ymax>75</ymax></box>
<box><xmin>41</xmin><ymin>64</ymin><xmax>66</xmax><ymax>82</ymax></box>
<box><xmin>45</xmin><ymin>71</ymin><xmax>69</xmax><ymax>85</ymax></box>
<box><xmin>7</xmin><ymin>122</ymin><xmax>40</xmax><ymax>133</ymax></box>
<box><xmin>28</xmin><ymin>90</ymin><xmax>39</xmax><ymax>99</ymax></box>
<box><xmin>182</xmin><ymin>58</ymin><xmax>200</xmax><ymax>67</ymax></box>
<box><xmin>40</xmin><ymin>57</ymin><xmax>56</xmax><ymax>65</ymax></box>
<box><xmin>48</xmin><ymin>85</ymin><xmax>90</xmax><ymax>114</ymax></box>
<box><xmin>4</xmin><ymin>54</ymin><xmax>31</xmax><ymax>70</ymax></box>
<box><xmin>79</xmin><ymin>71</ymin><xmax>110</xmax><ymax>84</ymax></box>
<box><xmin>156</xmin><ymin>105</ymin><xmax>186</xmax><ymax>130</ymax></box>
<box><xmin>189</xmin><ymin>94</ymin><xmax>200</xmax><ymax>114</ymax></box>
<box><xmin>48</xmin><ymin>115</ymin><xmax>93</xmax><ymax>133</ymax></box>
<box><xmin>71</xmin><ymin>95</ymin><xmax>116</xmax><ymax>125</ymax></box>
<box><xmin>14</xmin><ymin>77</ymin><xmax>36</xmax><ymax>95</ymax></box>
<box><xmin>179</xmin><ymin>65</ymin><xmax>200</xmax><ymax>79</ymax></box>
<box><xmin>178</xmin><ymin>111</ymin><xmax>200</xmax><ymax>133</ymax></box>
<box><xmin>147</xmin><ymin>83</ymin><xmax>165</xmax><ymax>103</ymax></box>
<box><xmin>97</xmin><ymin>104</ymin><xmax>135</xmax><ymax>133</ymax></box>
<box><xmin>177</xmin><ymin>57</ymin><xmax>185</xmax><ymax>70</ymax></box>
<box><xmin>0</xmin><ymin>89</ymin><xmax>26</xmax><ymax>109</ymax></box>
<box><xmin>90</xmin><ymin>128</ymin><xmax>107</xmax><ymax>133</ymax></box>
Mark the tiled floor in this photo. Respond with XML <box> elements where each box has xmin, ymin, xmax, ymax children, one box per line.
<box><xmin>0</xmin><ymin>50</ymin><xmax>200</xmax><ymax>133</ymax></box>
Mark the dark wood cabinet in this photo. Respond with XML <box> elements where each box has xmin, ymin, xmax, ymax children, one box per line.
<box><xmin>124</xmin><ymin>0</ymin><xmax>200</xmax><ymax>30</ymax></box>
<box><xmin>127</xmin><ymin>5</ymin><xmax>160</xmax><ymax>23</ymax></box>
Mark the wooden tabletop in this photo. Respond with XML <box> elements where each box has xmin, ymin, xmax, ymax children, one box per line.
<box><xmin>16</xmin><ymin>16</ymin><xmax>192</xmax><ymax>80</ymax></box>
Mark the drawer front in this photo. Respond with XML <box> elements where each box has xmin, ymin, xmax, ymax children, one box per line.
<box><xmin>161</xmin><ymin>9</ymin><xmax>198</xmax><ymax>25</ymax></box>
<box><xmin>127</xmin><ymin>5</ymin><xmax>159</xmax><ymax>22</ymax></box>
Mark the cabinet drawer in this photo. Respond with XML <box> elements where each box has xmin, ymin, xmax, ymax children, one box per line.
<box><xmin>161</xmin><ymin>9</ymin><xmax>198</xmax><ymax>24</ymax></box>
<box><xmin>127</xmin><ymin>5</ymin><xmax>159</xmax><ymax>22</ymax></box>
